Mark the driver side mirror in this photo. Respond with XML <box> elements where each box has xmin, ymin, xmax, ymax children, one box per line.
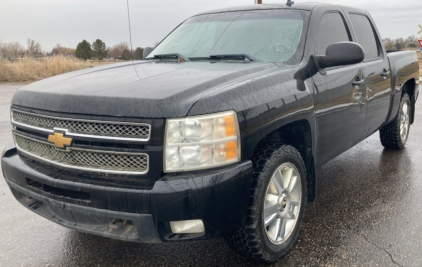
<box><xmin>316</xmin><ymin>41</ymin><xmax>364</xmax><ymax>69</ymax></box>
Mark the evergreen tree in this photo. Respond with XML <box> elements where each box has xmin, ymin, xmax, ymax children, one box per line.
<box><xmin>75</xmin><ymin>40</ymin><xmax>92</xmax><ymax>61</ymax></box>
<box><xmin>92</xmin><ymin>39</ymin><xmax>107</xmax><ymax>63</ymax></box>
<box><xmin>134</xmin><ymin>47</ymin><xmax>144</xmax><ymax>60</ymax></box>
<box><xmin>121</xmin><ymin>49</ymin><xmax>132</xmax><ymax>60</ymax></box>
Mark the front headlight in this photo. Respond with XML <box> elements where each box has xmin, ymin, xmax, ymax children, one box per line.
<box><xmin>164</xmin><ymin>110</ymin><xmax>240</xmax><ymax>172</ymax></box>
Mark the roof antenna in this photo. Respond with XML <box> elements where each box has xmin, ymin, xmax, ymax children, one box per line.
<box><xmin>126</xmin><ymin>0</ymin><xmax>134</xmax><ymax>62</ymax></box>
<box><xmin>286</xmin><ymin>0</ymin><xmax>294</xmax><ymax>7</ymax></box>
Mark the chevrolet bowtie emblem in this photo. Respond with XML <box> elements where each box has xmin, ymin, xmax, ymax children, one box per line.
<box><xmin>48</xmin><ymin>132</ymin><xmax>73</xmax><ymax>149</ymax></box>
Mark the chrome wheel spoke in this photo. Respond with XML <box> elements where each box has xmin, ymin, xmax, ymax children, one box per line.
<box><xmin>288</xmin><ymin>175</ymin><xmax>298</xmax><ymax>193</ymax></box>
<box><xmin>270</xmin><ymin>169</ymin><xmax>284</xmax><ymax>195</ymax></box>
<box><xmin>266</xmin><ymin>193</ymin><xmax>278</xmax><ymax>203</ymax></box>
<box><xmin>278</xmin><ymin>218</ymin><xmax>287</xmax><ymax>240</ymax></box>
<box><xmin>264</xmin><ymin>203</ymin><xmax>278</xmax><ymax>226</ymax></box>
<box><xmin>282</xmin><ymin>167</ymin><xmax>293</xmax><ymax>189</ymax></box>
<box><xmin>268</xmin><ymin>218</ymin><xmax>281</xmax><ymax>241</ymax></box>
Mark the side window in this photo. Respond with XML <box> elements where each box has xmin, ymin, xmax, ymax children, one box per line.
<box><xmin>315</xmin><ymin>12</ymin><xmax>350</xmax><ymax>55</ymax></box>
<box><xmin>349</xmin><ymin>14</ymin><xmax>379</xmax><ymax>59</ymax></box>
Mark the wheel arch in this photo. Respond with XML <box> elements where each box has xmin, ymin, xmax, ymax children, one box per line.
<box><xmin>250</xmin><ymin>120</ymin><xmax>316</xmax><ymax>202</ymax></box>
<box><xmin>402</xmin><ymin>78</ymin><xmax>416</xmax><ymax>124</ymax></box>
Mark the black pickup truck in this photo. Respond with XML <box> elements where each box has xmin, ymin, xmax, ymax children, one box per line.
<box><xmin>2</xmin><ymin>2</ymin><xmax>419</xmax><ymax>263</ymax></box>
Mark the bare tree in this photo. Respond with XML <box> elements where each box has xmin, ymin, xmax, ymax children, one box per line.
<box><xmin>116</xmin><ymin>42</ymin><xmax>130</xmax><ymax>52</ymax></box>
<box><xmin>382</xmin><ymin>37</ymin><xmax>392</xmax><ymax>44</ymax></box>
<box><xmin>406</xmin><ymin>35</ymin><xmax>417</xmax><ymax>43</ymax></box>
<box><xmin>384</xmin><ymin>35</ymin><xmax>420</xmax><ymax>50</ymax></box>
<box><xmin>0</xmin><ymin>41</ymin><xmax>6</xmax><ymax>58</ymax></box>
<box><xmin>109</xmin><ymin>46</ymin><xmax>121</xmax><ymax>59</ymax></box>
<box><xmin>109</xmin><ymin>42</ymin><xmax>130</xmax><ymax>59</ymax></box>
<box><xmin>395</xmin><ymin>37</ymin><xmax>405</xmax><ymax>49</ymax></box>
<box><xmin>26</xmin><ymin>39</ymin><xmax>42</xmax><ymax>58</ymax></box>
<box><xmin>51</xmin><ymin>44</ymin><xmax>75</xmax><ymax>57</ymax></box>
<box><xmin>51</xmin><ymin>44</ymin><xmax>63</xmax><ymax>56</ymax></box>
<box><xmin>6</xmin><ymin>42</ymin><xmax>25</xmax><ymax>59</ymax></box>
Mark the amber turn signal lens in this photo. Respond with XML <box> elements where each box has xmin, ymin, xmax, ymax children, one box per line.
<box><xmin>226</xmin><ymin>141</ymin><xmax>238</xmax><ymax>160</ymax></box>
<box><xmin>225</xmin><ymin>116</ymin><xmax>236</xmax><ymax>137</ymax></box>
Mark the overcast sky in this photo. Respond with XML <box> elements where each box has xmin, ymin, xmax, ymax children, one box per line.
<box><xmin>0</xmin><ymin>0</ymin><xmax>421</xmax><ymax>52</ymax></box>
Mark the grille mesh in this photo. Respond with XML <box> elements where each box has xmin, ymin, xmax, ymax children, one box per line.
<box><xmin>14</xmin><ymin>134</ymin><xmax>148</xmax><ymax>174</ymax></box>
<box><xmin>13</xmin><ymin>111</ymin><xmax>150</xmax><ymax>139</ymax></box>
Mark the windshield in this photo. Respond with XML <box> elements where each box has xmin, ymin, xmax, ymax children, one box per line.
<box><xmin>147</xmin><ymin>10</ymin><xmax>308</xmax><ymax>63</ymax></box>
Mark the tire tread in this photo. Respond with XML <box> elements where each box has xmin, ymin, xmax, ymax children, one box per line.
<box><xmin>225</xmin><ymin>144</ymin><xmax>306</xmax><ymax>263</ymax></box>
<box><xmin>380</xmin><ymin>94</ymin><xmax>410</xmax><ymax>149</ymax></box>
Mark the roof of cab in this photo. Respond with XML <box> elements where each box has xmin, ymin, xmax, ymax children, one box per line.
<box><xmin>195</xmin><ymin>3</ymin><xmax>329</xmax><ymax>15</ymax></box>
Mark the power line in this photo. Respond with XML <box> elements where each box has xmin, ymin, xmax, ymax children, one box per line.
<box><xmin>126</xmin><ymin>0</ymin><xmax>134</xmax><ymax>61</ymax></box>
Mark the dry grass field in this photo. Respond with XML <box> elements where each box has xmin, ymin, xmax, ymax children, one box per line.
<box><xmin>0</xmin><ymin>56</ymin><xmax>116</xmax><ymax>83</ymax></box>
<box><xmin>1</xmin><ymin>52</ymin><xmax>421</xmax><ymax>83</ymax></box>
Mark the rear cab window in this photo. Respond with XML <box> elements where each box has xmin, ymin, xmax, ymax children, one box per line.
<box><xmin>349</xmin><ymin>14</ymin><xmax>380</xmax><ymax>60</ymax></box>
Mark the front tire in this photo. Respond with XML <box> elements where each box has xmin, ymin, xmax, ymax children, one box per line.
<box><xmin>225</xmin><ymin>144</ymin><xmax>307</xmax><ymax>263</ymax></box>
<box><xmin>380</xmin><ymin>93</ymin><xmax>411</xmax><ymax>149</ymax></box>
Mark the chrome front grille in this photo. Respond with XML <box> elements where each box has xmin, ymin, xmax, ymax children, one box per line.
<box><xmin>12</xmin><ymin>110</ymin><xmax>150</xmax><ymax>141</ymax></box>
<box><xmin>14</xmin><ymin>134</ymin><xmax>149</xmax><ymax>174</ymax></box>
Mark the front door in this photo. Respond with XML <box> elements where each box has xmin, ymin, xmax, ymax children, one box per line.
<box><xmin>312</xmin><ymin>12</ymin><xmax>367</xmax><ymax>166</ymax></box>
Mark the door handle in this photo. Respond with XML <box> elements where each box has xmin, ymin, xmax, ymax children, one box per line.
<box><xmin>352</xmin><ymin>79</ymin><xmax>365</xmax><ymax>86</ymax></box>
<box><xmin>381</xmin><ymin>69</ymin><xmax>390</xmax><ymax>77</ymax></box>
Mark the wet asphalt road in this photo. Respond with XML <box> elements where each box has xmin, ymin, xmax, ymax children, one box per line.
<box><xmin>0</xmin><ymin>82</ymin><xmax>421</xmax><ymax>267</ymax></box>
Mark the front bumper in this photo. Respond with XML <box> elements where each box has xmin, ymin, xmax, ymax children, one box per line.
<box><xmin>1</xmin><ymin>145</ymin><xmax>253</xmax><ymax>243</ymax></box>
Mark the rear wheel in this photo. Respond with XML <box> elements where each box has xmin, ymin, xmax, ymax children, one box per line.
<box><xmin>380</xmin><ymin>93</ymin><xmax>411</xmax><ymax>149</ymax></box>
<box><xmin>225</xmin><ymin>144</ymin><xmax>307</xmax><ymax>263</ymax></box>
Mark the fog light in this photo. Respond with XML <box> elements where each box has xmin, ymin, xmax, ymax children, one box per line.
<box><xmin>170</xmin><ymin>219</ymin><xmax>205</xmax><ymax>234</ymax></box>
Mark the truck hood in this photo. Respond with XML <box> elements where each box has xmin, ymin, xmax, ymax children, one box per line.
<box><xmin>12</xmin><ymin>61</ymin><xmax>279</xmax><ymax>118</ymax></box>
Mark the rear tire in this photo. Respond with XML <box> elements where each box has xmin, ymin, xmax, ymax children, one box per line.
<box><xmin>225</xmin><ymin>144</ymin><xmax>307</xmax><ymax>263</ymax></box>
<box><xmin>380</xmin><ymin>93</ymin><xmax>411</xmax><ymax>149</ymax></box>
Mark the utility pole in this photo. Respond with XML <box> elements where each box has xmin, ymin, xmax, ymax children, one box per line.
<box><xmin>254</xmin><ymin>0</ymin><xmax>262</xmax><ymax>4</ymax></box>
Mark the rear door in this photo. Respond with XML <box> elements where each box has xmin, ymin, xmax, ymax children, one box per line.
<box><xmin>348</xmin><ymin>13</ymin><xmax>391</xmax><ymax>135</ymax></box>
<box><xmin>312</xmin><ymin>12</ymin><xmax>367</xmax><ymax>166</ymax></box>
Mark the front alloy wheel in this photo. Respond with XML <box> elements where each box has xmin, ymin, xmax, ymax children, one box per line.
<box><xmin>225</xmin><ymin>144</ymin><xmax>307</xmax><ymax>263</ymax></box>
<box><xmin>264</xmin><ymin>163</ymin><xmax>301</xmax><ymax>244</ymax></box>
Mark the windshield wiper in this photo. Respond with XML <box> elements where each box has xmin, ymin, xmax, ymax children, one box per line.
<box><xmin>208</xmin><ymin>54</ymin><xmax>260</xmax><ymax>62</ymax></box>
<box><xmin>153</xmin><ymin>53</ymin><xmax>190</xmax><ymax>62</ymax></box>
